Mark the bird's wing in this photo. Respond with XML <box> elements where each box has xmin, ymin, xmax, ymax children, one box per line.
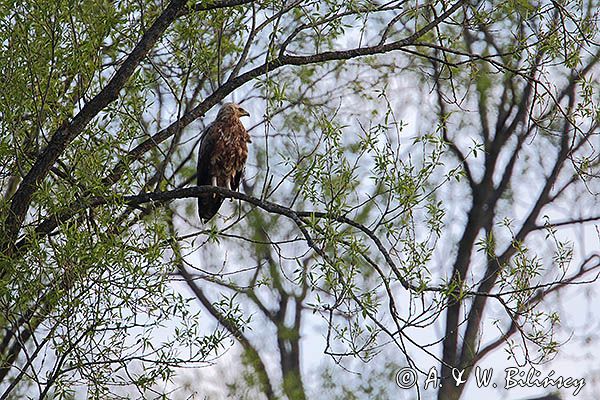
<box><xmin>197</xmin><ymin>122</ymin><xmax>223</xmax><ymax>222</ymax></box>
<box><xmin>197</xmin><ymin>122</ymin><xmax>219</xmax><ymax>186</ymax></box>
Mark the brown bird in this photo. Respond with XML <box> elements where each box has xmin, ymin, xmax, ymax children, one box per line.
<box><xmin>197</xmin><ymin>103</ymin><xmax>251</xmax><ymax>222</ymax></box>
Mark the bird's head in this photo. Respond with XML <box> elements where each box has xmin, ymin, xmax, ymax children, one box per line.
<box><xmin>217</xmin><ymin>103</ymin><xmax>250</xmax><ymax>120</ymax></box>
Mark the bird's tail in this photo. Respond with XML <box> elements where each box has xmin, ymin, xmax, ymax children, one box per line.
<box><xmin>197</xmin><ymin>194</ymin><xmax>224</xmax><ymax>222</ymax></box>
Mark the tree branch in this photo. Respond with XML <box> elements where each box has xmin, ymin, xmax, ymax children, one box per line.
<box><xmin>177</xmin><ymin>0</ymin><xmax>254</xmax><ymax>16</ymax></box>
<box><xmin>2</xmin><ymin>0</ymin><xmax>188</xmax><ymax>255</ymax></box>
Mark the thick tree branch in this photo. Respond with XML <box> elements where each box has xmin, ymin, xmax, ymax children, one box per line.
<box><xmin>178</xmin><ymin>0</ymin><xmax>254</xmax><ymax>16</ymax></box>
<box><xmin>438</xmin><ymin>48</ymin><xmax>544</xmax><ymax>400</ymax></box>
<box><xmin>457</xmin><ymin>91</ymin><xmax>576</xmax><ymax>380</ymax></box>
<box><xmin>2</xmin><ymin>0</ymin><xmax>188</xmax><ymax>255</ymax></box>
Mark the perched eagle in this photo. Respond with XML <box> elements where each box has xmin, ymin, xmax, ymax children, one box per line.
<box><xmin>197</xmin><ymin>103</ymin><xmax>251</xmax><ymax>222</ymax></box>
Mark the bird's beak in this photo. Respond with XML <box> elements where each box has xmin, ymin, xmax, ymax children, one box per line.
<box><xmin>239</xmin><ymin>108</ymin><xmax>250</xmax><ymax>117</ymax></box>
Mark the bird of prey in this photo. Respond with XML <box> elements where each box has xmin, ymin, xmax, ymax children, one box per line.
<box><xmin>197</xmin><ymin>103</ymin><xmax>251</xmax><ymax>222</ymax></box>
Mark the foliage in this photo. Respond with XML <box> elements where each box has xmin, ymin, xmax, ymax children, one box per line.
<box><xmin>0</xmin><ymin>0</ymin><xmax>599</xmax><ymax>399</ymax></box>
